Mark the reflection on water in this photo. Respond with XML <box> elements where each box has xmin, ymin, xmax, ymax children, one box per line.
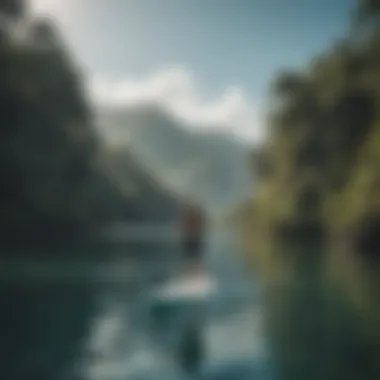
<box><xmin>0</xmin><ymin>279</ymin><xmax>97</xmax><ymax>380</ymax></box>
<box><xmin>0</xmin><ymin>229</ymin><xmax>272</xmax><ymax>380</ymax></box>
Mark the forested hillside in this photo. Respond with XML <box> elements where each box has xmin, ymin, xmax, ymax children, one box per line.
<box><xmin>0</xmin><ymin>2</ymin><xmax>177</xmax><ymax>250</ymax></box>
<box><xmin>236</xmin><ymin>1</ymin><xmax>380</xmax><ymax>379</ymax></box>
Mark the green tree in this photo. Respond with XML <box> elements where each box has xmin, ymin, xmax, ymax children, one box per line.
<box><xmin>0</xmin><ymin>0</ymin><xmax>24</xmax><ymax>18</ymax></box>
<box><xmin>237</xmin><ymin>1</ymin><xmax>380</xmax><ymax>379</ymax></box>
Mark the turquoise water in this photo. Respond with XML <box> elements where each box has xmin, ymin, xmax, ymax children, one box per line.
<box><xmin>0</xmin><ymin>228</ymin><xmax>272</xmax><ymax>380</ymax></box>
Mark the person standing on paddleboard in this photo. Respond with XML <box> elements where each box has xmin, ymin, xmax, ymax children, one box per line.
<box><xmin>180</xmin><ymin>201</ymin><xmax>206</xmax><ymax>276</ymax></box>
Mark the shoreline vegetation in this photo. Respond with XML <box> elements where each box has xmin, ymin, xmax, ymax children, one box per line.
<box><xmin>235</xmin><ymin>1</ymin><xmax>380</xmax><ymax>379</ymax></box>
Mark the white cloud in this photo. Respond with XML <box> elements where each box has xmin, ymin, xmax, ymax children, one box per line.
<box><xmin>31</xmin><ymin>0</ymin><xmax>67</xmax><ymax>15</ymax></box>
<box><xmin>89</xmin><ymin>67</ymin><xmax>263</xmax><ymax>143</ymax></box>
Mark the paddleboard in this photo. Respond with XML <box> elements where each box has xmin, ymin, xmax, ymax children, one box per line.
<box><xmin>148</xmin><ymin>272</ymin><xmax>217</xmax><ymax>328</ymax></box>
<box><xmin>151</xmin><ymin>271</ymin><xmax>217</xmax><ymax>302</ymax></box>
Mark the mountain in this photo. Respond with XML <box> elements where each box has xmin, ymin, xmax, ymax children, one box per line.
<box><xmin>96</xmin><ymin>104</ymin><xmax>253</xmax><ymax>217</ymax></box>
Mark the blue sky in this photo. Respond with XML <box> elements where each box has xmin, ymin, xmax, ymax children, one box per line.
<box><xmin>32</xmin><ymin>0</ymin><xmax>356</xmax><ymax>140</ymax></box>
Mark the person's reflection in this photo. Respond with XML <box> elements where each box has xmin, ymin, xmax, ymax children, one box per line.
<box><xmin>177</xmin><ymin>321</ymin><xmax>204</xmax><ymax>376</ymax></box>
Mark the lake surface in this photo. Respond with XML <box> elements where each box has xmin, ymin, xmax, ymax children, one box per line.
<box><xmin>0</xmin><ymin>227</ymin><xmax>274</xmax><ymax>380</ymax></box>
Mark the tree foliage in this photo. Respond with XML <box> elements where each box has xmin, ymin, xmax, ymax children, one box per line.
<box><xmin>237</xmin><ymin>3</ymin><xmax>380</xmax><ymax>379</ymax></box>
<box><xmin>0</xmin><ymin>0</ymin><xmax>24</xmax><ymax>18</ymax></box>
<box><xmin>0</xmin><ymin>17</ymin><xmax>177</xmax><ymax>250</ymax></box>
<box><xmin>244</xmin><ymin>0</ymin><xmax>380</xmax><ymax>249</ymax></box>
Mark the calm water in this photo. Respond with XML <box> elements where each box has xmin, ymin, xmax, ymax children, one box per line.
<box><xmin>0</xmin><ymin>228</ymin><xmax>273</xmax><ymax>380</ymax></box>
